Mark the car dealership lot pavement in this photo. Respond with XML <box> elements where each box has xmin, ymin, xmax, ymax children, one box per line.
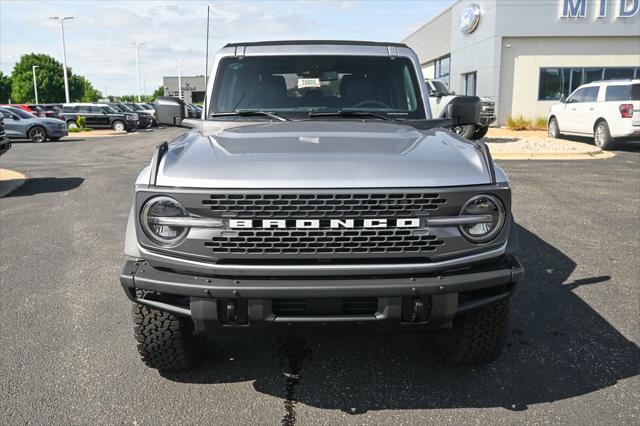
<box><xmin>0</xmin><ymin>129</ymin><xmax>638</xmax><ymax>425</ymax></box>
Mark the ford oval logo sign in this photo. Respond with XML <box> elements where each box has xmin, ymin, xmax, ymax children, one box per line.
<box><xmin>460</xmin><ymin>4</ymin><xmax>481</xmax><ymax>34</ymax></box>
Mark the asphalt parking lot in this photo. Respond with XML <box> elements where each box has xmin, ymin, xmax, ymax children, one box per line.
<box><xmin>1</xmin><ymin>129</ymin><xmax>638</xmax><ymax>424</ymax></box>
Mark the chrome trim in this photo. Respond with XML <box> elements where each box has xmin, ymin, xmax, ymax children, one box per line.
<box><xmin>426</xmin><ymin>215</ymin><xmax>493</xmax><ymax>226</ymax></box>
<box><xmin>138</xmin><ymin>242</ymin><xmax>507</xmax><ymax>276</ymax></box>
<box><xmin>148</xmin><ymin>217</ymin><xmax>224</xmax><ymax>228</ymax></box>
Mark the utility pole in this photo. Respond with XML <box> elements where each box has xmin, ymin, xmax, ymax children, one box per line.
<box><xmin>132</xmin><ymin>41</ymin><xmax>146</xmax><ymax>102</ymax></box>
<box><xmin>177</xmin><ymin>59</ymin><xmax>182</xmax><ymax>100</ymax></box>
<box><xmin>49</xmin><ymin>16</ymin><xmax>73</xmax><ymax>103</ymax></box>
<box><xmin>32</xmin><ymin>65</ymin><xmax>39</xmax><ymax>104</ymax></box>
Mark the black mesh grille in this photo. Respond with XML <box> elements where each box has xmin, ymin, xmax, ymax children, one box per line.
<box><xmin>272</xmin><ymin>298</ymin><xmax>378</xmax><ymax>316</ymax></box>
<box><xmin>205</xmin><ymin>228</ymin><xmax>444</xmax><ymax>255</ymax></box>
<box><xmin>203</xmin><ymin>193</ymin><xmax>446</xmax><ymax>219</ymax></box>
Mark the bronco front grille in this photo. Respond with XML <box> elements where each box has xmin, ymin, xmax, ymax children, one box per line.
<box><xmin>204</xmin><ymin>228</ymin><xmax>445</xmax><ymax>255</ymax></box>
<box><xmin>202</xmin><ymin>193</ymin><xmax>446</xmax><ymax>219</ymax></box>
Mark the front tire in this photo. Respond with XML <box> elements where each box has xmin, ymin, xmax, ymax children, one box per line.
<box><xmin>594</xmin><ymin>120</ymin><xmax>615</xmax><ymax>150</ymax></box>
<box><xmin>28</xmin><ymin>126</ymin><xmax>47</xmax><ymax>143</ymax></box>
<box><xmin>133</xmin><ymin>303</ymin><xmax>202</xmax><ymax>370</ymax></box>
<box><xmin>451</xmin><ymin>124</ymin><xmax>476</xmax><ymax>139</ymax></box>
<box><xmin>112</xmin><ymin>120</ymin><xmax>126</xmax><ymax>133</ymax></box>
<box><xmin>434</xmin><ymin>298</ymin><xmax>510</xmax><ymax>366</ymax></box>
<box><xmin>471</xmin><ymin>126</ymin><xmax>489</xmax><ymax>140</ymax></box>
<box><xmin>548</xmin><ymin>117</ymin><xmax>561</xmax><ymax>139</ymax></box>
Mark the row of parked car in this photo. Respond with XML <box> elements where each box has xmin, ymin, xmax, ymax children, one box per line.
<box><xmin>0</xmin><ymin>101</ymin><xmax>160</xmax><ymax>143</ymax></box>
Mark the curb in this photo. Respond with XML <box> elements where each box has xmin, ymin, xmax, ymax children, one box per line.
<box><xmin>0</xmin><ymin>168</ymin><xmax>27</xmax><ymax>197</ymax></box>
<box><xmin>491</xmin><ymin>150</ymin><xmax>615</xmax><ymax>160</ymax></box>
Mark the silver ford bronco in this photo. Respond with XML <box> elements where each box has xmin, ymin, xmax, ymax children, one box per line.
<box><xmin>120</xmin><ymin>41</ymin><xmax>522</xmax><ymax>370</ymax></box>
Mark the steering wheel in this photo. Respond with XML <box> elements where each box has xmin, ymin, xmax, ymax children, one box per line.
<box><xmin>352</xmin><ymin>100</ymin><xmax>391</xmax><ymax>109</ymax></box>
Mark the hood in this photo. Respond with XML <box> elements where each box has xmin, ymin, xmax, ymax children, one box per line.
<box><xmin>155</xmin><ymin>121</ymin><xmax>491</xmax><ymax>189</ymax></box>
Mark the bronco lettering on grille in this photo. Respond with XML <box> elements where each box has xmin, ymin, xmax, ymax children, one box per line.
<box><xmin>229</xmin><ymin>218</ymin><xmax>421</xmax><ymax>229</ymax></box>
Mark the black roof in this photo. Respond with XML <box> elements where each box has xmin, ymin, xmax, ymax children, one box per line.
<box><xmin>224</xmin><ymin>40</ymin><xmax>408</xmax><ymax>48</ymax></box>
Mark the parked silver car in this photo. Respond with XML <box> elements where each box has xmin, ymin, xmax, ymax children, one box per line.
<box><xmin>0</xmin><ymin>106</ymin><xmax>68</xmax><ymax>142</ymax></box>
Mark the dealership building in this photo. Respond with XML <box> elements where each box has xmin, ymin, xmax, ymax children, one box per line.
<box><xmin>403</xmin><ymin>0</ymin><xmax>640</xmax><ymax>125</ymax></box>
<box><xmin>162</xmin><ymin>76</ymin><xmax>206</xmax><ymax>104</ymax></box>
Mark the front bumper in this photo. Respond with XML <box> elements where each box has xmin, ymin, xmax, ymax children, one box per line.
<box><xmin>479</xmin><ymin>113</ymin><xmax>496</xmax><ymax>127</ymax></box>
<box><xmin>120</xmin><ymin>254</ymin><xmax>523</xmax><ymax>334</ymax></box>
<box><xmin>47</xmin><ymin>127</ymin><xmax>68</xmax><ymax>138</ymax></box>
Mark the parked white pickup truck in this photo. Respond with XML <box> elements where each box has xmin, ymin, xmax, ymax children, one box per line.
<box><xmin>425</xmin><ymin>79</ymin><xmax>496</xmax><ymax>140</ymax></box>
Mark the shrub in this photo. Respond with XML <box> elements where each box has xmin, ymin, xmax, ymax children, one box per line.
<box><xmin>76</xmin><ymin>115</ymin><xmax>86</xmax><ymax>128</ymax></box>
<box><xmin>505</xmin><ymin>115</ymin><xmax>548</xmax><ymax>131</ymax></box>
<box><xmin>532</xmin><ymin>116</ymin><xmax>548</xmax><ymax>130</ymax></box>
<box><xmin>506</xmin><ymin>115</ymin><xmax>529</xmax><ymax>130</ymax></box>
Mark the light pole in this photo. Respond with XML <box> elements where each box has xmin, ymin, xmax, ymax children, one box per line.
<box><xmin>32</xmin><ymin>65</ymin><xmax>39</xmax><ymax>104</ymax></box>
<box><xmin>49</xmin><ymin>16</ymin><xmax>73</xmax><ymax>103</ymax></box>
<box><xmin>132</xmin><ymin>41</ymin><xmax>146</xmax><ymax>102</ymax></box>
<box><xmin>177</xmin><ymin>59</ymin><xmax>182</xmax><ymax>100</ymax></box>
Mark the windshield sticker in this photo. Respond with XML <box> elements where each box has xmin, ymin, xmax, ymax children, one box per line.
<box><xmin>297</xmin><ymin>78</ymin><xmax>321</xmax><ymax>89</ymax></box>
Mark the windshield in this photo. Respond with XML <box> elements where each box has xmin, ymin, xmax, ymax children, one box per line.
<box><xmin>127</xmin><ymin>103</ymin><xmax>143</xmax><ymax>111</ymax></box>
<box><xmin>210</xmin><ymin>55</ymin><xmax>425</xmax><ymax>120</ymax></box>
<box><xmin>118</xmin><ymin>104</ymin><xmax>134</xmax><ymax>112</ymax></box>
<box><xmin>430</xmin><ymin>80</ymin><xmax>449</xmax><ymax>94</ymax></box>
<box><xmin>140</xmin><ymin>104</ymin><xmax>152</xmax><ymax>110</ymax></box>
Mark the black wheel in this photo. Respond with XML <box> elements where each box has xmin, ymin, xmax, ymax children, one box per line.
<box><xmin>594</xmin><ymin>120</ymin><xmax>615</xmax><ymax>150</ymax></box>
<box><xmin>451</xmin><ymin>124</ymin><xmax>476</xmax><ymax>139</ymax></box>
<box><xmin>132</xmin><ymin>303</ymin><xmax>202</xmax><ymax>370</ymax></box>
<box><xmin>112</xmin><ymin>120</ymin><xmax>126</xmax><ymax>132</ymax></box>
<box><xmin>66</xmin><ymin>120</ymin><xmax>78</xmax><ymax>130</ymax></box>
<box><xmin>434</xmin><ymin>298</ymin><xmax>510</xmax><ymax>366</ymax></box>
<box><xmin>28</xmin><ymin>126</ymin><xmax>47</xmax><ymax>143</ymax></box>
<box><xmin>49</xmin><ymin>137</ymin><xmax>61</xmax><ymax>142</ymax></box>
<box><xmin>548</xmin><ymin>117</ymin><xmax>561</xmax><ymax>139</ymax></box>
<box><xmin>471</xmin><ymin>126</ymin><xmax>489</xmax><ymax>140</ymax></box>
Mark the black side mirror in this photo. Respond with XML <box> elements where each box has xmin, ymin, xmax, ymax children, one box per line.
<box><xmin>429</xmin><ymin>89</ymin><xmax>442</xmax><ymax>98</ymax></box>
<box><xmin>446</xmin><ymin>96</ymin><xmax>481</xmax><ymax>126</ymax></box>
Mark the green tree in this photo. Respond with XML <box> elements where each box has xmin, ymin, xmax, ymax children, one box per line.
<box><xmin>152</xmin><ymin>85</ymin><xmax>164</xmax><ymax>99</ymax></box>
<box><xmin>10</xmin><ymin>53</ymin><xmax>98</xmax><ymax>103</ymax></box>
<box><xmin>0</xmin><ymin>71</ymin><xmax>10</xmax><ymax>103</ymax></box>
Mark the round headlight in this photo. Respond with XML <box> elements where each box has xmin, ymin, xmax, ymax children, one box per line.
<box><xmin>459</xmin><ymin>194</ymin><xmax>505</xmax><ymax>243</ymax></box>
<box><xmin>141</xmin><ymin>196</ymin><xmax>189</xmax><ymax>246</ymax></box>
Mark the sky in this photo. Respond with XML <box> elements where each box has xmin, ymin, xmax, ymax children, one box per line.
<box><xmin>0</xmin><ymin>0</ymin><xmax>453</xmax><ymax>96</ymax></box>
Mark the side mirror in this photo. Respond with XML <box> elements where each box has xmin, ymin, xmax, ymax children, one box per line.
<box><xmin>446</xmin><ymin>96</ymin><xmax>481</xmax><ymax>126</ymax></box>
<box><xmin>450</xmin><ymin>91</ymin><xmax>455</xmax><ymax>95</ymax></box>
<box><xmin>154</xmin><ymin>96</ymin><xmax>187</xmax><ymax>127</ymax></box>
<box><xmin>429</xmin><ymin>89</ymin><xmax>441</xmax><ymax>98</ymax></box>
<box><xmin>559</xmin><ymin>95</ymin><xmax>567</xmax><ymax>103</ymax></box>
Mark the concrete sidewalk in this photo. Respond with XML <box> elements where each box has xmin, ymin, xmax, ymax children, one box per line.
<box><xmin>0</xmin><ymin>168</ymin><xmax>26</xmax><ymax>197</ymax></box>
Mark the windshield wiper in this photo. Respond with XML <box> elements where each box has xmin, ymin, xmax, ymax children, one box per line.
<box><xmin>308</xmin><ymin>110</ymin><xmax>392</xmax><ymax>121</ymax></box>
<box><xmin>209</xmin><ymin>110</ymin><xmax>288</xmax><ymax>121</ymax></box>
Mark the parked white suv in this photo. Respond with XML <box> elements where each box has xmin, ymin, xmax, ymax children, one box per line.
<box><xmin>548</xmin><ymin>80</ymin><xmax>640</xmax><ymax>150</ymax></box>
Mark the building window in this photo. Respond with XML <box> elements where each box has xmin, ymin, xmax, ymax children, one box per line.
<box><xmin>538</xmin><ymin>67</ymin><xmax>638</xmax><ymax>101</ymax></box>
<box><xmin>434</xmin><ymin>55</ymin><xmax>450</xmax><ymax>88</ymax></box>
<box><xmin>462</xmin><ymin>72</ymin><xmax>476</xmax><ymax>96</ymax></box>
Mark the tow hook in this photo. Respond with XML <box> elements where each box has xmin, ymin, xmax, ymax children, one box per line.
<box><xmin>411</xmin><ymin>298</ymin><xmax>424</xmax><ymax>323</ymax></box>
<box><xmin>226</xmin><ymin>300</ymin><xmax>237</xmax><ymax>322</ymax></box>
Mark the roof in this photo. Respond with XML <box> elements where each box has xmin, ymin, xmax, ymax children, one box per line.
<box><xmin>224</xmin><ymin>40</ymin><xmax>408</xmax><ymax>48</ymax></box>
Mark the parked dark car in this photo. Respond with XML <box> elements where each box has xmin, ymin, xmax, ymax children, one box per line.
<box><xmin>0</xmin><ymin>106</ymin><xmax>68</xmax><ymax>142</ymax></box>
<box><xmin>107</xmin><ymin>103</ymin><xmax>153</xmax><ymax>129</ymax></box>
<box><xmin>61</xmin><ymin>103</ymin><xmax>138</xmax><ymax>132</ymax></box>
<box><xmin>0</xmin><ymin>116</ymin><xmax>11</xmax><ymax>155</ymax></box>
<box><xmin>123</xmin><ymin>103</ymin><xmax>156</xmax><ymax>127</ymax></box>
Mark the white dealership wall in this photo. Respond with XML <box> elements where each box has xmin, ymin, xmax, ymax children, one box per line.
<box><xmin>404</xmin><ymin>0</ymin><xmax>640</xmax><ymax>125</ymax></box>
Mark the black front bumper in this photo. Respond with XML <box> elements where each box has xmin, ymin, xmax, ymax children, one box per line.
<box><xmin>120</xmin><ymin>255</ymin><xmax>523</xmax><ymax>334</ymax></box>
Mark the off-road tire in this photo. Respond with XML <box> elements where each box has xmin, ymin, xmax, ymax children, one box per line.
<box><xmin>452</xmin><ymin>124</ymin><xmax>476</xmax><ymax>139</ymax></box>
<box><xmin>28</xmin><ymin>126</ymin><xmax>47</xmax><ymax>143</ymax></box>
<box><xmin>471</xmin><ymin>126</ymin><xmax>489</xmax><ymax>140</ymax></box>
<box><xmin>434</xmin><ymin>298</ymin><xmax>510</xmax><ymax>366</ymax></box>
<box><xmin>132</xmin><ymin>303</ymin><xmax>201</xmax><ymax>370</ymax></box>
<box><xmin>594</xmin><ymin>120</ymin><xmax>615</xmax><ymax>150</ymax></box>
